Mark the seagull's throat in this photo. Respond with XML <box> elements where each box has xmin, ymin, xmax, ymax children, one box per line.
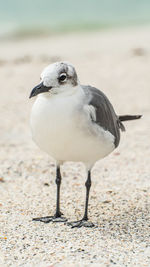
<box><xmin>43</xmin><ymin>85</ymin><xmax>81</xmax><ymax>98</ymax></box>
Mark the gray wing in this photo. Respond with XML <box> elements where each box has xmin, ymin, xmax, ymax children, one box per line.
<box><xmin>82</xmin><ymin>85</ymin><xmax>125</xmax><ymax>147</ymax></box>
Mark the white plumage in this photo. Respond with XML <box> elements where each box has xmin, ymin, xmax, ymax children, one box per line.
<box><xmin>30</xmin><ymin>83</ymin><xmax>115</xmax><ymax>169</ymax></box>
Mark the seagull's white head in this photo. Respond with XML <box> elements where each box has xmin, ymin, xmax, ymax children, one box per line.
<box><xmin>29</xmin><ymin>61</ymin><xmax>79</xmax><ymax>98</ymax></box>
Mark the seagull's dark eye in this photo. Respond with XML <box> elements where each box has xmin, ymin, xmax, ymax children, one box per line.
<box><xmin>59</xmin><ymin>73</ymin><xmax>67</xmax><ymax>83</ymax></box>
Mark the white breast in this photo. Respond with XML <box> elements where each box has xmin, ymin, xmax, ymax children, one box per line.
<box><xmin>30</xmin><ymin>88</ymin><xmax>115</xmax><ymax>168</ymax></box>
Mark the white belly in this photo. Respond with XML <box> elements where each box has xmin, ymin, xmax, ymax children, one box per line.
<box><xmin>30</xmin><ymin>93</ymin><xmax>115</xmax><ymax>168</ymax></box>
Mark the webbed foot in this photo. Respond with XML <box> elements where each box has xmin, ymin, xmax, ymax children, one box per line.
<box><xmin>32</xmin><ymin>214</ymin><xmax>67</xmax><ymax>223</ymax></box>
<box><xmin>67</xmin><ymin>219</ymin><xmax>95</xmax><ymax>228</ymax></box>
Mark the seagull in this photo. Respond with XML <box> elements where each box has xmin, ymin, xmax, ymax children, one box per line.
<box><xmin>29</xmin><ymin>61</ymin><xmax>141</xmax><ymax>228</ymax></box>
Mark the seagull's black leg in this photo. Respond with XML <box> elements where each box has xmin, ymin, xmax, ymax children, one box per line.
<box><xmin>33</xmin><ymin>166</ymin><xmax>67</xmax><ymax>223</ymax></box>
<box><xmin>55</xmin><ymin>166</ymin><xmax>63</xmax><ymax>218</ymax></box>
<box><xmin>83</xmin><ymin>170</ymin><xmax>92</xmax><ymax>221</ymax></box>
<box><xmin>67</xmin><ymin>170</ymin><xmax>95</xmax><ymax>228</ymax></box>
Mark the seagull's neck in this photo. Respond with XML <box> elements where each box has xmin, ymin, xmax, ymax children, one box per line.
<box><xmin>39</xmin><ymin>84</ymin><xmax>84</xmax><ymax>100</ymax></box>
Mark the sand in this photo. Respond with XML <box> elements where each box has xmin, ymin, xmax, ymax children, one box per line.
<box><xmin>0</xmin><ymin>26</ymin><xmax>150</xmax><ymax>267</ymax></box>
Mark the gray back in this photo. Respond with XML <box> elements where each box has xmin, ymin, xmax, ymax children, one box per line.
<box><xmin>82</xmin><ymin>85</ymin><xmax>123</xmax><ymax>147</ymax></box>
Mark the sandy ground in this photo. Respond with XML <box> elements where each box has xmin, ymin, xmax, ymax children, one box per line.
<box><xmin>0</xmin><ymin>26</ymin><xmax>150</xmax><ymax>267</ymax></box>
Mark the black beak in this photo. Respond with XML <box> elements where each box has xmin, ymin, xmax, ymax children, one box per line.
<box><xmin>29</xmin><ymin>82</ymin><xmax>52</xmax><ymax>98</ymax></box>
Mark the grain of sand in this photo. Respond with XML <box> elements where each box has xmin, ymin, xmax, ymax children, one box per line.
<box><xmin>0</xmin><ymin>26</ymin><xmax>150</xmax><ymax>267</ymax></box>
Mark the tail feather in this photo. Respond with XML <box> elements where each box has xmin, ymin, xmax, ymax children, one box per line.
<box><xmin>119</xmin><ymin>115</ymin><xmax>142</xmax><ymax>122</ymax></box>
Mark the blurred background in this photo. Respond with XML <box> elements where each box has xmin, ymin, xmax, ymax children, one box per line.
<box><xmin>1</xmin><ymin>1</ymin><xmax>150</xmax><ymax>266</ymax></box>
<box><xmin>1</xmin><ymin>0</ymin><xmax>150</xmax><ymax>38</ymax></box>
